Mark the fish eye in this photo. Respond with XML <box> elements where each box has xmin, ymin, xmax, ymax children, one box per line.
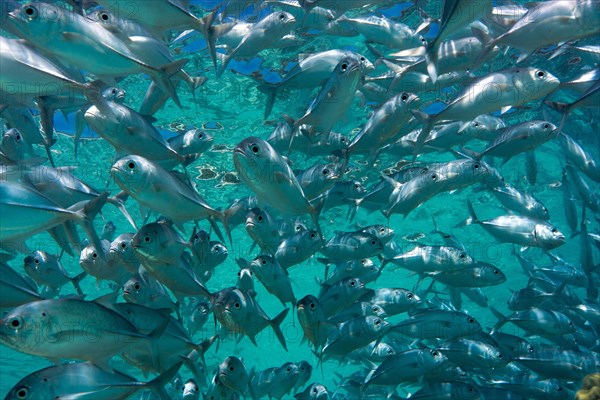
<box><xmin>407</xmin><ymin>293</ymin><xmax>413</xmax><ymax>299</ymax></box>
<box><xmin>341</xmin><ymin>137</ymin><xmax>346</xmax><ymax>142</ymax></box>
<box><xmin>229</xmin><ymin>365</ymin><xmax>235</xmax><ymax>371</ymax></box>
<box><xmin>354</xmin><ymin>184</ymin><xmax>360</xmax><ymax>189</ymax></box>
<box><xmin>237</xmin><ymin>271</ymin><xmax>240</xmax><ymax>276</ymax></box>
<box><xmin>374</xmin><ymin>319</ymin><xmax>381</xmax><ymax>325</ymax></box>
<box><xmin>313</xmin><ymin>388</ymin><xmax>318</xmax><ymax>393</ymax></box>
<box><xmin>121</xmin><ymin>242</ymin><xmax>127</xmax><ymax>249</ymax></box>
<box><xmin>498</xmin><ymin>353</ymin><xmax>503</xmax><ymax>359</ymax></box>
<box><xmin>370</xmin><ymin>240</ymin><xmax>376</xmax><ymax>245</ymax></box>
<box><xmin>286</xmin><ymin>367</ymin><xmax>291</xmax><ymax>372</ymax></box>
<box><xmin>569</xmin><ymin>321</ymin><xmax>574</xmax><ymax>327</ymax></box>
<box><xmin>309</xmin><ymin>302</ymin><xmax>316</xmax><ymax>310</ymax></box>
<box><xmin>473</xmin><ymin>164</ymin><xmax>480</xmax><ymax>169</ymax></box>
<box><xmin>15</xmin><ymin>133</ymin><xmax>21</xmax><ymax>141</ymax></box>
<box><xmin>310</xmin><ymin>232</ymin><xmax>316</xmax><ymax>238</ymax></box>
<box><xmin>257</xmin><ymin>215</ymin><xmax>263</xmax><ymax>221</ymax></box>
<box><xmin>15</xmin><ymin>387</ymin><xmax>28</xmax><ymax>399</ymax></box>
<box><xmin>431</xmin><ymin>174</ymin><xmax>437</xmax><ymax>181</ymax></box>
<box><xmin>459</xmin><ymin>253</ymin><xmax>466</xmax><ymax>259</ymax></box>
<box><xmin>279</xmin><ymin>13</ymin><xmax>286</xmax><ymax>20</ymax></box>
<box><xmin>536</xmin><ymin>70</ymin><xmax>545</xmax><ymax>78</ymax></box>
<box><xmin>144</xmin><ymin>235</ymin><xmax>151</xmax><ymax>243</ymax></box>
<box><xmin>197</xmin><ymin>132</ymin><xmax>203</xmax><ymax>139</ymax></box>
<box><xmin>22</xmin><ymin>5</ymin><xmax>37</xmax><ymax>19</ymax></box>
<box><xmin>134</xmin><ymin>283</ymin><xmax>140</xmax><ymax>290</ymax></box>
<box><xmin>251</xmin><ymin>144</ymin><xmax>259</xmax><ymax>153</ymax></box>
<box><xmin>551</xmin><ymin>228</ymin><xmax>557</xmax><ymax>233</ymax></box>
<box><xmin>401</xmin><ymin>94</ymin><xmax>408</xmax><ymax>101</ymax></box>
<box><xmin>543</xmin><ymin>123</ymin><xmax>550</xmax><ymax>129</ymax></box>
<box><xmin>341</xmin><ymin>63</ymin><xmax>348</xmax><ymax>72</ymax></box>
<box><xmin>262</xmin><ymin>258</ymin><xmax>267</xmax><ymax>265</ymax></box>
<box><xmin>494</xmin><ymin>269</ymin><xmax>499</xmax><ymax>275</ymax></box>
<box><xmin>468</xmin><ymin>317</ymin><xmax>475</xmax><ymax>323</ymax></box>
<box><xmin>468</xmin><ymin>386</ymin><xmax>474</xmax><ymax>392</ymax></box>
<box><xmin>127</xmin><ymin>161</ymin><xmax>136</xmax><ymax>170</ymax></box>
<box><xmin>432</xmin><ymin>351</ymin><xmax>439</xmax><ymax>357</ymax></box>
<box><xmin>234</xmin><ymin>302</ymin><xmax>240</xmax><ymax>309</ymax></box>
<box><xmin>350</xmin><ymin>280</ymin><xmax>356</xmax><ymax>287</ymax></box>
<box><xmin>322</xmin><ymin>169</ymin><xmax>329</xmax><ymax>175</ymax></box>
<box><xmin>473</xmin><ymin>123</ymin><xmax>479</xmax><ymax>127</ymax></box>
<box><xmin>9</xmin><ymin>317</ymin><xmax>22</xmax><ymax>329</ymax></box>
<box><xmin>92</xmin><ymin>252</ymin><xmax>98</xmax><ymax>258</ymax></box>
<box><xmin>34</xmin><ymin>258</ymin><xmax>40</xmax><ymax>264</ymax></box>
<box><xmin>99</xmin><ymin>11</ymin><xmax>110</xmax><ymax>21</ymax></box>
<box><xmin>360</xmin><ymin>56</ymin><xmax>365</xmax><ymax>61</ymax></box>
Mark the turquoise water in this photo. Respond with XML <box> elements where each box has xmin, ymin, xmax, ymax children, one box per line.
<box><xmin>1</xmin><ymin>0</ymin><xmax>599</xmax><ymax>398</ymax></box>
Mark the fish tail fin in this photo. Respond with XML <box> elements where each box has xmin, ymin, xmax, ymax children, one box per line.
<box><xmin>189</xmin><ymin>76</ymin><xmax>208</xmax><ymax>94</ymax></box>
<box><xmin>193</xmin><ymin>334</ymin><xmax>218</xmax><ymax>366</ymax></box>
<box><xmin>270</xmin><ymin>307</ymin><xmax>290</xmax><ymax>350</ymax></box>
<box><xmin>257</xmin><ymin>82</ymin><xmax>278</xmax><ymax>119</ymax></box>
<box><xmin>411</xmin><ymin>110</ymin><xmax>434</xmax><ymax>158</ymax></box>
<box><xmin>216</xmin><ymin>52</ymin><xmax>231</xmax><ymax>79</ymax></box>
<box><xmin>106</xmin><ymin>195</ymin><xmax>137</xmax><ymax>230</ymax></box>
<box><xmin>471</xmin><ymin>26</ymin><xmax>496</xmax><ymax>69</ymax></box>
<box><xmin>455</xmin><ymin>200</ymin><xmax>479</xmax><ymax>228</ymax></box>
<box><xmin>489</xmin><ymin>306</ymin><xmax>507</xmax><ymax>334</ymax></box>
<box><xmin>70</xmin><ymin>271</ymin><xmax>87</xmax><ymax>295</ymax></box>
<box><xmin>71</xmin><ymin>192</ymin><xmax>108</xmax><ymax>259</ymax></box>
<box><xmin>424</xmin><ymin>45</ymin><xmax>439</xmax><ymax>84</ymax></box>
<box><xmin>198</xmin><ymin>7</ymin><xmax>235</xmax><ymax>72</ymax></box>
<box><xmin>146</xmin><ymin>361</ymin><xmax>184</xmax><ymax>400</ymax></box>
<box><xmin>152</xmin><ymin>59</ymin><xmax>189</xmax><ymax>109</ymax></box>
<box><xmin>545</xmin><ymin>100</ymin><xmax>570</xmax><ymax>133</ymax></box>
<box><xmin>74</xmin><ymin>109</ymin><xmax>86</xmax><ymax>159</ymax></box>
<box><xmin>217</xmin><ymin>211</ymin><xmax>233</xmax><ymax>246</ymax></box>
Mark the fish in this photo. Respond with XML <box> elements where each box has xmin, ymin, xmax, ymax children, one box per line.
<box><xmin>7</xmin><ymin>2</ymin><xmax>188</xmax><ymax>106</ymax></box>
<box><xmin>110</xmin><ymin>155</ymin><xmax>228</xmax><ymax>240</ymax></box>
<box><xmin>217</xmin><ymin>11</ymin><xmax>297</xmax><ymax>77</ymax></box>
<box><xmin>213</xmin><ymin>287</ymin><xmax>289</xmax><ymax>350</ymax></box>
<box><xmin>0</xmin><ymin>262</ymin><xmax>42</xmax><ymax>309</ymax></box>
<box><xmin>0</xmin><ymin>298</ymin><xmax>153</xmax><ymax>371</ymax></box>
<box><xmin>477</xmin><ymin>120</ymin><xmax>559</xmax><ymax>164</ymax></box>
<box><xmin>242</xmin><ymin>254</ymin><xmax>296</xmax><ymax>306</ymax></box>
<box><xmin>364</xmin><ymin>348</ymin><xmax>447</xmax><ymax>387</ymax></box>
<box><xmin>23</xmin><ymin>250</ymin><xmax>86</xmax><ymax>296</ymax></box>
<box><xmin>459</xmin><ymin>200</ymin><xmax>566</xmax><ymax>250</ymax></box>
<box><xmin>424</xmin><ymin>0</ymin><xmax>491</xmax><ymax>82</ymax></box>
<box><xmin>292</xmin><ymin>56</ymin><xmax>364</xmax><ymax>134</ymax></box>
<box><xmin>4</xmin><ymin>361</ymin><xmax>182</xmax><ymax>400</ymax></box>
<box><xmin>0</xmin><ymin>181</ymin><xmax>106</xmax><ymax>255</ymax></box>
<box><xmin>233</xmin><ymin>137</ymin><xmax>323</xmax><ymax>236</ymax></box>
<box><xmin>411</xmin><ymin>67</ymin><xmax>560</xmax><ymax>154</ymax></box>
<box><xmin>258</xmin><ymin>50</ymin><xmax>373</xmax><ymax>119</ymax></box>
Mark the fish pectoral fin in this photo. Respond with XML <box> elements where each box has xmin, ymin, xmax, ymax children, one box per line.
<box><xmin>500</xmin><ymin>106</ymin><xmax>512</xmax><ymax>114</ymax></box>
<box><xmin>61</xmin><ymin>31</ymin><xmax>87</xmax><ymax>42</ymax></box>
<box><xmin>272</xmin><ymin>171</ymin><xmax>290</xmax><ymax>184</ymax></box>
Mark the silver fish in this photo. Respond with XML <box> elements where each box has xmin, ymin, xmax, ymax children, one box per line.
<box><xmin>460</xmin><ymin>200</ymin><xmax>565</xmax><ymax>250</ymax></box>
<box><xmin>233</xmin><ymin>137</ymin><xmax>322</xmax><ymax>236</ymax></box>
<box><xmin>4</xmin><ymin>361</ymin><xmax>182</xmax><ymax>400</ymax></box>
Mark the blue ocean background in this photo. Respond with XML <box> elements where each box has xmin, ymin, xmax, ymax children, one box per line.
<box><xmin>1</xmin><ymin>0</ymin><xmax>599</xmax><ymax>398</ymax></box>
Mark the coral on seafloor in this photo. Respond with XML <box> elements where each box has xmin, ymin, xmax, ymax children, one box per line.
<box><xmin>577</xmin><ymin>374</ymin><xmax>600</xmax><ymax>400</ymax></box>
